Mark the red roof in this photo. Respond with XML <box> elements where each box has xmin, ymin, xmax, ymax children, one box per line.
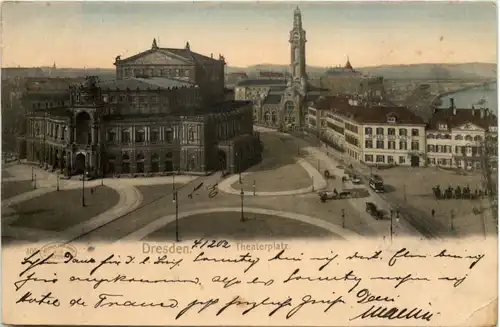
<box><xmin>428</xmin><ymin>108</ymin><xmax>497</xmax><ymax>131</ymax></box>
<box><xmin>312</xmin><ymin>96</ymin><xmax>425</xmax><ymax>125</ymax></box>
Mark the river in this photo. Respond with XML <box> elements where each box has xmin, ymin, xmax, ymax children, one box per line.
<box><xmin>438</xmin><ymin>82</ymin><xmax>497</xmax><ymax>113</ymax></box>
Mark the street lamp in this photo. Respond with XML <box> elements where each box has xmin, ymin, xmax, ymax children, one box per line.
<box><xmin>341</xmin><ymin>209</ymin><xmax>345</xmax><ymax>228</ymax></box>
<box><xmin>31</xmin><ymin>167</ymin><xmax>34</xmax><ymax>181</ymax></box>
<box><xmin>253</xmin><ymin>180</ymin><xmax>256</xmax><ymax>196</ymax></box>
<box><xmin>172</xmin><ymin>173</ymin><xmax>176</xmax><ymax>192</ymax></box>
<box><xmin>240</xmin><ymin>188</ymin><xmax>245</xmax><ymax>222</ymax></box>
<box><xmin>33</xmin><ymin>174</ymin><xmax>37</xmax><ymax>190</ymax></box>
<box><xmin>450</xmin><ymin>210</ymin><xmax>455</xmax><ymax>232</ymax></box>
<box><xmin>82</xmin><ymin>159</ymin><xmax>86</xmax><ymax>207</ymax></box>
<box><xmin>390</xmin><ymin>209</ymin><xmax>394</xmax><ymax>242</ymax></box>
<box><xmin>56</xmin><ymin>171</ymin><xmax>60</xmax><ymax>191</ymax></box>
<box><xmin>173</xmin><ymin>191</ymin><xmax>179</xmax><ymax>241</ymax></box>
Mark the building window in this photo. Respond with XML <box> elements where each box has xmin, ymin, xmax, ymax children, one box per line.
<box><xmin>365</xmin><ymin>155</ymin><xmax>373</xmax><ymax>162</ymax></box>
<box><xmin>150</xmin><ymin>128</ymin><xmax>159</xmax><ymax>143</ymax></box>
<box><xmin>376</xmin><ymin>128</ymin><xmax>384</xmax><ymax>135</ymax></box>
<box><xmin>107</xmin><ymin>130</ymin><xmax>116</xmax><ymax>142</ymax></box>
<box><xmin>444</xmin><ymin>134</ymin><xmax>451</xmax><ymax>139</ymax></box>
<box><xmin>135</xmin><ymin>129</ymin><xmax>145</xmax><ymax>142</ymax></box>
<box><xmin>365</xmin><ymin>127</ymin><xmax>372</xmax><ymax>135</ymax></box>
<box><xmin>121</xmin><ymin>129</ymin><xmax>130</xmax><ymax>143</ymax></box>
<box><xmin>399</xmin><ymin>141</ymin><xmax>407</xmax><ymax>150</ymax></box>
<box><xmin>399</xmin><ymin>128</ymin><xmax>407</xmax><ymax>136</ymax></box>
<box><xmin>151</xmin><ymin>153</ymin><xmax>159</xmax><ymax>173</ymax></box>
<box><xmin>122</xmin><ymin>152</ymin><xmax>130</xmax><ymax>173</ymax></box>
<box><xmin>411</xmin><ymin>141</ymin><xmax>419</xmax><ymax>151</ymax></box>
<box><xmin>387</xmin><ymin>116</ymin><xmax>396</xmax><ymax>124</ymax></box>
<box><xmin>376</xmin><ymin>140</ymin><xmax>384</xmax><ymax>149</ymax></box>
<box><xmin>365</xmin><ymin>140</ymin><xmax>373</xmax><ymax>148</ymax></box>
<box><xmin>164</xmin><ymin>152</ymin><xmax>173</xmax><ymax>172</ymax></box>
<box><xmin>465</xmin><ymin>135</ymin><xmax>473</xmax><ymax>141</ymax></box>
<box><xmin>411</xmin><ymin>129</ymin><xmax>419</xmax><ymax>137</ymax></box>
<box><xmin>428</xmin><ymin>145</ymin><xmax>435</xmax><ymax>152</ymax></box>
<box><xmin>387</xmin><ymin>156</ymin><xmax>394</xmax><ymax>164</ymax></box>
<box><xmin>427</xmin><ymin>134</ymin><xmax>435</xmax><ymax>139</ymax></box>
<box><xmin>107</xmin><ymin>155</ymin><xmax>116</xmax><ymax>173</ymax></box>
<box><xmin>136</xmin><ymin>152</ymin><xmax>145</xmax><ymax>173</ymax></box>
<box><xmin>164</xmin><ymin>129</ymin><xmax>173</xmax><ymax>143</ymax></box>
<box><xmin>438</xmin><ymin>124</ymin><xmax>448</xmax><ymax>130</ymax></box>
<box><xmin>376</xmin><ymin>155</ymin><xmax>384</xmax><ymax>163</ymax></box>
<box><xmin>399</xmin><ymin>156</ymin><xmax>406</xmax><ymax>164</ymax></box>
<box><xmin>388</xmin><ymin>141</ymin><xmax>396</xmax><ymax>149</ymax></box>
<box><xmin>388</xmin><ymin>128</ymin><xmax>395</xmax><ymax>135</ymax></box>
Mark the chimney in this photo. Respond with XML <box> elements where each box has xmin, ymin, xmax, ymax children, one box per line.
<box><xmin>480</xmin><ymin>108</ymin><xmax>485</xmax><ymax>119</ymax></box>
<box><xmin>472</xmin><ymin>105</ymin><xmax>475</xmax><ymax>116</ymax></box>
<box><xmin>449</xmin><ymin>98</ymin><xmax>455</xmax><ymax>110</ymax></box>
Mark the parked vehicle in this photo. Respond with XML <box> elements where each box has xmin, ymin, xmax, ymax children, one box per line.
<box><xmin>369</xmin><ymin>177</ymin><xmax>384</xmax><ymax>193</ymax></box>
<box><xmin>351</xmin><ymin>175</ymin><xmax>361</xmax><ymax>184</ymax></box>
<box><xmin>319</xmin><ymin>189</ymin><xmax>352</xmax><ymax>202</ymax></box>
<box><xmin>365</xmin><ymin>202</ymin><xmax>384</xmax><ymax>219</ymax></box>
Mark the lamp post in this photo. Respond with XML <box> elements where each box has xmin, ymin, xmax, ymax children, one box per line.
<box><xmin>390</xmin><ymin>209</ymin><xmax>394</xmax><ymax>243</ymax></box>
<box><xmin>33</xmin><ymin>174</ymin><xmax>37</xmax><ymax>190</ymax></box>
<box><xmin>240</xmin><ymin>188</ymin><xmax>245</xmax><ymax>222</ymax></box>
<box><xmin>173</xmin><ymin>191</ymin><xmax>179</xmax><ymax>241</ymax></box>
<box><xmin>31</xmin><ymin>166</ymin><xmax>34</xmax><ymax>181</ymax></box>
<box><xmin>172</xmin><ymin>173</ymin><xmax>176</xmax><ymax>192</ymax></box>
<box><xmin>56</xmin><ymin>171</ymin><xmax>60</xmax><ymax>191</ymax></box>
<box><xmin>253</xmin><ymin>180</ymin><xmax>256</xmax><ymax>196</ymax></box>
<box><xmin>450</xmin><ymin>209</ymin><xmax>455</xmax><ymax>232</ymax></box>
<box><xmin>82</xmin><ymin>158</ymin><xmax>86</xmax><ymax>207</ymax></box>
<box><xmin>341</xmin><ymin>209</ymin><xmax>345</xmax><ymax>228</ymax></box>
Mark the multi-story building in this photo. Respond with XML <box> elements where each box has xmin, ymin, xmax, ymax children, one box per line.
<box><xmin>426</xmin><ymin>100</ymin><xmax>498</xmax><ymax>170</ymax></box>
<box><xmin>23</xmin><ymin>43</ymin><xmax>262</xmax><ymax>177</ymax></box>
<box><xmin>309</xmin><ymin>96</ymin><xmax>427</xmax><ymax>167</ymax></box>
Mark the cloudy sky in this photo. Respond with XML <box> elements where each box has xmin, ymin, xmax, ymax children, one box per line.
<box><xmin>1</xmin><ymin>1</ymin><xmax>497</xmax><ymax>68</ymax></box>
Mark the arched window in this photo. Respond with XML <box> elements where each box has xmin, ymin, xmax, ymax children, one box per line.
<box><xmin>122</xmin><ymin>152</ymin><xmax>130</xmax><ymax>173</ymax></box>
<box><xmin>136</xmin><ymin>152</ymin><xmax>145</xmax><ymax>173</ymax></box>
<box><xmin>426</xmin><ymin>134</ymin><xmax>434</xmax><ymax>139</ymax></box>
<box><xmin>164</xmin><ymin>152</ymin><xmax>173</xmax><ymax>172</ymax></box>
<box><xmin>264</xmin><ymin>112</ymin><xmax>271</xmax><ymax>123</ymax></box>
<box><xmin>455</xmin><ymin>135</ymin><xmax>463</xmax><ymax>140</ymax></box>
<box><xmin>151</xmin><ymin>153</ymin><xmax>159</xmax><ymax>173</ymax></box>
<box><xmin>285</xmin><ymin>101</ymin><xmax>294</xmax><ymax>116</ymax></box>
<box><xmin>271</xmin><ymin>111</ymin><xmax>277</xmax><ymax>124</ymax></box>
<box><xmin>444</xmin><ymin>134</ymin><xmax>451</xmax><ymax>139</ymax></box>
<box><xmin>465</xmin><ymin>135</ymin><xmax>473</xmax><ymax>141</ymax></box>
<box><xmin>135</xmin><ymin>128</ymin><xmax>145</xmax><ymax>143</ymax></box>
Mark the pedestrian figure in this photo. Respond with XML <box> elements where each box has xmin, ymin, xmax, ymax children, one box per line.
<box><xmin>431</xmin><ymin>209</ymin><xmax>435</xmax><ymax>218</ymax></box>
<box><xmin>90</xmin><ymin>188</ymin><xmax>94</xmax><ymax>195</ymax></box>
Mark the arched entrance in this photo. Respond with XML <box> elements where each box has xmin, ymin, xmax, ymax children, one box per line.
<box><xmin>74</xmin><ymin>153</ymin><xmax>86</xmax><ymax>174</ymax></box>
<box><xmin>218</xmin><ymin>149</ymin><xmax>227</xmax><ymax>171</ymax></box>
<box><xmin>75</xmin><ymin>111</ymin><xmax>92</xmax><ymax>145</ymax></box>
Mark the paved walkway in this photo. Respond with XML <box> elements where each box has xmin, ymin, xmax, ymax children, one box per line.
<box><xmin>1</xmin><ymin>164</ymin><xmax>193</xmax><ymax>243</ymax></box>
<box><xmin>117</xmin><ymin>206</ymin><xmax>363</xmax><ymax>243</ymax></box>
<box><xmin>218</xmin><ymin>158</ymin><xmax>327</xmax><ymax>196</ymax></box>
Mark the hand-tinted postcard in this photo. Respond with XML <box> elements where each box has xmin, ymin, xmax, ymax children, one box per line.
<box><xmin>1</xmin><ymin>1</ymin><xmax>498</xmax><ymax>326</ymax></box>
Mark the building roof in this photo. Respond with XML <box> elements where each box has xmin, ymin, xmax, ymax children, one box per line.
<box><xmin>263</xmin><ymin>94</ymin><xmax>282</xmax><ymax>105</ymax></box>
<box><xmin>98</xmin><ymin>77</ymin><xmax>196</xmax><ymax>91</ymax></box>
<box><xmin>312</xmin><ymin>96</ymin><xmax>425</xmax><ymax>125</ymax></box>
<box><xmin>2</xmin><ymin>67</ymin><xmax>45</xmax><ymax>79</ymax></box>
<box><xmin>427</xmin><ymin>108</ymin><xmax>497</xmax><ymax>131</ymax></box>
<box><xmin>117</xmin><ymin>45</ymin><xmax>222</xmax><ymax>66</ymax></box>
<box><xmin>236</xmin><ymin>79</ymin><xmax>287</xmax><ymax>87</ymax></box>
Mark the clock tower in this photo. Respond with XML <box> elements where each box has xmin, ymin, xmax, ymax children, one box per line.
<box><xmin>289</xmin><ymin>6</ymin><xmax>307</xmax><ymax>83</ymax></box>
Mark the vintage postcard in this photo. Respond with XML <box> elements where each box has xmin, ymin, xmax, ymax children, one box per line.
<box><xmin>1</xmin><ymin>1</ymin><xmax>498</xmax><ymax>326</ymax></box>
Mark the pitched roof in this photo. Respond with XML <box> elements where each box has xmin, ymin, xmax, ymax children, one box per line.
<box><xmin>427</xmin><ymin>108</ymin><xmax>497</xmax><ymax>131</ymax></box>
<box><xmin>259</xmin><ymin>71</ymin><xmax>284</xmax><ymax>78</ymax></box>
<box><xmin>98</xmin><ymin>77</ymin><xmax>196</xmax><ymax>91</ymax></box>
<box><xmin>236</xmin><ymin>79</ymin><xmax>287</xmax><ymax>87</ymax></box>
<box><xmin>312</xmin><ymin>96</ymin><xmax>425</xmax><ymax>125</ymax></box>
<box><xmin>118</xmin><ymin>47</ymin><xmax>221</xmax><ymax>66</ymax></box>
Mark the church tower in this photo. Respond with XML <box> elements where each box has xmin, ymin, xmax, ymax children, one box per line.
<box><xmin>289</xmin><ymin>6</ymin><xmax>307</xmax><ymax>83</ymax></box>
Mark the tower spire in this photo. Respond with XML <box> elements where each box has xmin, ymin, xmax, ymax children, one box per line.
<box><xmin>152</xmin><ymin>38</ymin><xmax>158</xmax><ymax>49</ymax></box>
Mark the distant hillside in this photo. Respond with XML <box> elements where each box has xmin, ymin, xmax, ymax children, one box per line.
<box><xmin>226</xmin><ymin>62</ymin><xmax>497</xmax><ymax>80</ymax></box>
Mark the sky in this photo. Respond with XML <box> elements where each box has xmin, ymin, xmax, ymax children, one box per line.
<box><xmin>1</xmin><ymin>1</ymin><xmax>497</xmax><ymax>68</ymax></box>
